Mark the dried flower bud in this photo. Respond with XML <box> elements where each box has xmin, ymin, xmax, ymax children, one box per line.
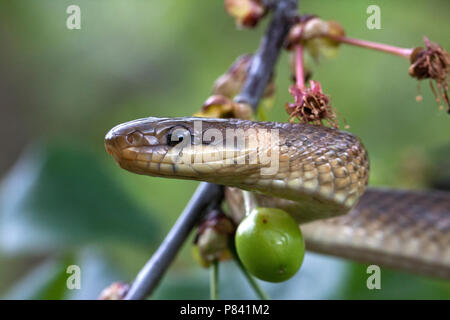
<box><xmin>192</xmin><ymin>209</ymin><xmax>235</xmax><ymax>266</ymax></box>
<box><xmin>325</xmin><ymin>21</ymin><xmax>346</xmax><ymax>45</ymax></box>
<box><xmin>408</xmin><ymin>37</ymin><xmax>449</xmax><ymax>112</ymax></box>
<box><xmin>233</xmin><ymin>102</ymin><xmax>253</xmax><ymax>119</ymax></box>
<box><xmin>98</xmin><ymin>282</ymin><xmax>129</xmax><ymax>300</ymax></box>
<box><xmin>286</xmin><ymin>80</ymin><xmax>343</xmax><ymax>128</ymax></box>
<box><xmin>285</xmin><ymin>15</ymin><xmax>317</xmax><ymax>50</ymax></box>
<box><xmin>197</xmin><ymin>95</ymin><xmax>235</xmax><ymax>118</ymax></box>
<box><xmin>212</xmin><ymin>54</ymin><xmax>274</xmax><ymax>102</ymax></box>
<box><xmin>200</xmin><ymin>54</ymin><xmax>275</xmax><ymax>121</ymax></box>
<box><xmin>286</xmin><ymin>17</ymin><xmax>345</xmax><ymax>61</ymax></box>
<box><xmin>213</xmin><ymin>54</ymin><xmax>252</xmax><ymax>98</ymax></box>
<box><xmin>224</xmin><ymin>0</ymin><xmax>267</xmax><ymax>28</ymax></box>
<box><xmin>286</xmin><ymin>17</ymin><xmax>345</xmax><ymax>47</ymax></box>
<box><xmin>194</xmin><ymin>94</ymin><xmax>252</xmax><ymax>119</ymax></box>
<box><xmin>302</xmin><ymin>18</ymin><xmax>331</xmax><ymax>40</ymax></box>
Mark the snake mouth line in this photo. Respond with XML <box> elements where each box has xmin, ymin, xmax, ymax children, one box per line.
<box><xmin>105</xmin><ymin>138</ymin><xmax>172</xmax><ymax>172</ymax></box>
<box><xmin>104</xmin><ymin>135</ymin><xmax>213</xmax><ymax>177</ymax></box>
<box><xmin>106</xmin><ymin>134</ymin><xmax>282</xmax><ymax>175</ymax></box>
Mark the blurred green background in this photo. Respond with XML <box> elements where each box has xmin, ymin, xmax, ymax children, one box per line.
<box><xmin>0</xmin><ymin>0</ymin><xmax>449</xmax><ymax>299</ymax></box>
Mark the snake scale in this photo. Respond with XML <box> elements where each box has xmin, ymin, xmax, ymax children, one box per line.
<box><xmin>105</xmin><ymin>117</ymin><xmax>450</xmax><ymax>279</ymax></box>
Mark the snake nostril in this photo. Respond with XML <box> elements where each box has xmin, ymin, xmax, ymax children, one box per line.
<box><xmin>104</xmin><ymin>130</ymin><xmax>118</xmax><ymax>156</ymax></box>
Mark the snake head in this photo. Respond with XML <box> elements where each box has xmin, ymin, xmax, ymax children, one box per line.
<box><xmin>104</xmin><ymin>117</ymin><xmax>280</xmax><ymax>181</ymax></box>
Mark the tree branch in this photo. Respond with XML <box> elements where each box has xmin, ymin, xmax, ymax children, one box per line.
<box><xmin>125</xmin><ymin>182</ymin><xmax>223</xmax><ymax>300</ymax></box>
<box><xmin>124</xmin><ymin>0</ymin><xmax>298</xmax><ymax>300</ymax></box>
<box><xmin>235</xmin><ymin>0</ymin><xmax>298</xmax><ymax>110</ymax></box>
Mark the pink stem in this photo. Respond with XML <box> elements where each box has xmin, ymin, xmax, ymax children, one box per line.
<box><xmin>295</xmin><ymin>44</ymin><xmax>305</xmax><ymax>89</ymax></box>
<box><xmin>326</xmin><ymin>34</ymin><xmax>414</xmax><ymax>59</ymax></box>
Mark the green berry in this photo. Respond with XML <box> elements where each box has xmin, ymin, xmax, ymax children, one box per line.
<box><xmin>235</xmin><ymin>207</ymin><xmax>305</xmax><ymax>282</ymax></box>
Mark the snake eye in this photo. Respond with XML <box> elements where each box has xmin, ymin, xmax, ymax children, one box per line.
<box><xmin>126</xmin><ymin>131</ymin><xmax>143</xmax><ymax>145</ymax></box>
<box><xmin>167</xmin><ymin>126</ymin><xmax>191</xmax><ymax>147</ymax></box>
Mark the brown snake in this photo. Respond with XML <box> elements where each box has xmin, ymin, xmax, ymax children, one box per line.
<box><xmin>105</xmin><ymin>117</ymin><xmax>450</xmax><ymax>279</ymax></box>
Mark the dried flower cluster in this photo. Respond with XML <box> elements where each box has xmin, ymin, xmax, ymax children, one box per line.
<box><xmin>212</xmin><ymin>54</ymin><xmax>274</xmax><ymax>99</ymax></box>
<box><xmin>195</xmin><ymin>54</ymin><xmax>275</xmax><ymax>119</ymax></box>
<box><xmin>286</xmin><ymin>17</ymin><xmax>345</xmax><ymax>60</ymax></box>
<box><xmin>98</xmin><ymin>282</ymin><xmax>130</xmax><ymax>300</ymax></box>
<box><xmin>213</xmin><ymin>54</ymin><xmax>252</xmax><ymax>98</ymax></box>
<box><xmin>286</xmin><ymin>80</ymin><xmax>341</xmax><ymax>128</ymax></box>
<box><xmin>194</xmin><ymin>94</ymin><xmax>253</xmax><ymax>119</ymax></box>
<box><xmin>193</xmin><ymin>209</ymin><xmax>235</xmax><ymax>266</ymax></box>
<box><xmin>409</xmin><ymin>37</ymin><xmax>450</xmax><ymax>112</ymax></box>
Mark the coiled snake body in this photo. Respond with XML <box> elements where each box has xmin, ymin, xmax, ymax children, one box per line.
<box><xmin>105</xmin><ymin>117</ymin><xmax>450</xmax><ymax>279</ymax></box>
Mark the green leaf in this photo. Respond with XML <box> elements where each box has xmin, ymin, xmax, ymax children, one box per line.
<box><xmin>340</xmin><ymin>262</ymin><xmax>450</xmax><ymax>299</ymax></box>
<box><xmin>0</xmin><ymin>142</ymin><xmax>162</xmax><ymax>253</ymax></box>
<box><xmin>3</xmin><ymin>256</ymin><xmax>74</xmax><ymax>300</ymax></box>
<box><xmin>3</xmin><ymin>249</ymin><xmax>126</xmax><ymax>300</ymax></box>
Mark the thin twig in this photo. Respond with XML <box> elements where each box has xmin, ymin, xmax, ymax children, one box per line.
<box><xmin>233</xmin><ymin>251</ymin><xmax>270</xmax><ymax>300</ymax></box>
<box><xmin>235</xmin><ymin>0</ymin><xmax>298</xmax><ymax>110</ymax></box>
<box><xmin>210</xmin><ymin>260</ymin><xmax>219</xmax><ymax>300</ymax></box>
<box><xmin>242</xmin><ymin>190</ymin><xmax>255</xmax><ymax>216</ymax></box>
<box><xmin>295</xmin><ymin>44</ymin><xmax>305</xmax><ymax>89</ymax></box>
<box><xmin>125</xmin><ymin>183</ymin><xmax>223</xmax><ymax>299</ymax></box>
<box><xmin>124</xmin><ymin>0</ymin><xmax>298</xmax><ymax>300</ymax></box>
<box><xmin>325</xmin><ymin>34</ymin><xmax>413</xmax><ymax>59</ymax></box>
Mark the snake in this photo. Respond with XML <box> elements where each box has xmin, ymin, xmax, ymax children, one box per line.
<box><xmin>104</xmin><ymin>117</ymin><xmax>450</xmax><ymax>279</ymax></box>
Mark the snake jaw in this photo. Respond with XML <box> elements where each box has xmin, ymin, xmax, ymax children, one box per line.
<box><xmin>105</xmin><ymin>126</ymin><xmax>172</xmax><ymax>176</ymax></box>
